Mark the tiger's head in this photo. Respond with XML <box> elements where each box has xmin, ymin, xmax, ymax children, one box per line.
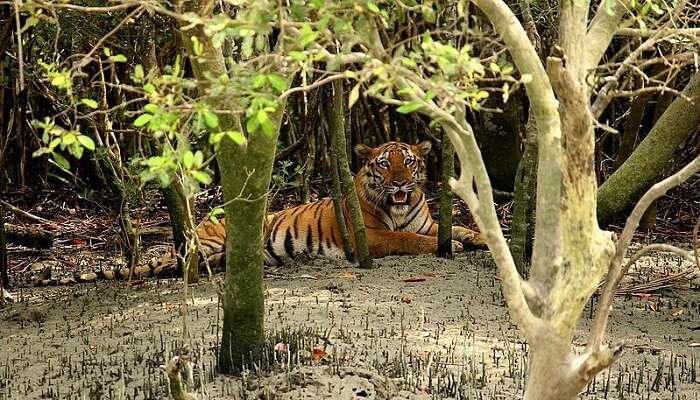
<box><xmin>354</xmin><ymin>140</ymin><xmax>432</xmax><ymax>208</ymax></box>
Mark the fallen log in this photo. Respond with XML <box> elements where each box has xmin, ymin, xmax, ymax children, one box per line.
<box><xmin>5</xmin><ymin>224</ymin><xmax>53</xmax><ymax>249</ymax></box>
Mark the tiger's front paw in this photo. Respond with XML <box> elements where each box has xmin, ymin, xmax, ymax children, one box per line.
<box><xmin>452</xmin><ymin>240</ymin><xmax>464</xmax><ymax>252</ymax></box>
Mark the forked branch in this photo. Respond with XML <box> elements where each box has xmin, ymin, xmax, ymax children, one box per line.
<box><xmin>472</xmin><ymin>0</ymin><xmax>562</xmax><ymax>292</ymax></box>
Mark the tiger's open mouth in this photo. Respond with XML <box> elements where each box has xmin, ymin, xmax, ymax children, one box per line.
<box><xmin>391</xmin><ymin>191</ymin><xmax>409</xmax><ymax>205</ymax></box>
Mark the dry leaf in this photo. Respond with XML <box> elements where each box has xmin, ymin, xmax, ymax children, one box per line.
<box><xmin>311</xmin><ymin>347</ymin><xmax>328</xmax><ymax>363</ymax></box>
<box><xmin>401</xmin><ymin>296</ymin><xmax>412</xmax><ymax>304</ymax></box>
<box><xmin>403</xmin><ymin>276</ymin><xmax>427</xmax><ymax>283</ymax></box>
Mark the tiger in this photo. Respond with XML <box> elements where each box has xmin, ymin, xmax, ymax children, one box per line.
<box><xmin>99</xmin><ymin>140</ymin><xmax>486</xmax><ymax>281</ymax></box>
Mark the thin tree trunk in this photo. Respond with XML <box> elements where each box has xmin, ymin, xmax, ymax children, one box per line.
<box><xmin>163</xmin><ymin>182</ymin><xmax>199</xmax><ymax>282</ymax></box>
<box><xmin>437</xmin><ymin>130</ymin><xmax>454</xmax><ymax>258</ymax></box>
<box><xmin>330</xmin><ymin>81</ymin><xmax>372</xmax><ymax>269</ymax></box>
<box><xmin>300</xmin><ymin>126</ymin><xmax>316</xmax><ymax>203</ymax></box>
<box><xmin>510</xmin><ymin>118</ymin><xmax>538</xmax><ymax>274</ymax></box>
<box><xmin>327</xmin><ymin>125</ymin><xmax>354</xmax><ymax>262</ymax></box>
<box><xmin>0</xmin><ymin>200</ymin><xmax>8</xmax><ymax>291</ymax></box>
<box><xmin>613</xmin><ymin>94</ymin><xmax>649</xmax><ymax>170</ymax></box>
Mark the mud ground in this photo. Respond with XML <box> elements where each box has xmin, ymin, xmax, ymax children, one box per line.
<box><xmin>1</xmin><ymin>249</ymin><xmax>698</xmax><ymax>400</ymax></box>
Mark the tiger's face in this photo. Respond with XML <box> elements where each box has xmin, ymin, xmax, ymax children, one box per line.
<box><xmin>354</xmin><ymin>141</ymin><xmax>432</xmax><ymax>208</ymax></box>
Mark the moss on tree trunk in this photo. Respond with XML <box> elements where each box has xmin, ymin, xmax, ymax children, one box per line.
<box><xmin>437</xmin><ymin>132</ymin><xmax>454</xmax><ymax>258</ymax></box>
<box><xmin>598</xmin><ymin>72</ymin><xmax>700</xmax><ymax>225</ymax></box>
<box><xmin>217</xmin><ymin>127</ymin><xmax>279</xmax><ymax>372</ymax></box>
<box><xmin>330</xmin><ymin>81</ymin><xmax>372</xmax><ymax>269</ymax></box>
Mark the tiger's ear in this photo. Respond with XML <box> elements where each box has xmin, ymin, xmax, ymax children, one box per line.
<box><xmin>414</xmin><ymin>140</ymin><xmax>432</xmax><ymax>157</ymax></box>
<box><xmin>354</xmin><ymin>143</ymin><xmax>374</xmax><ymax>162</ymax></box>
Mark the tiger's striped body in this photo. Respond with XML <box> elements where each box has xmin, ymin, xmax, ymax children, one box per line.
<box><xmin>138</xmin><ymin>141</ymin><xmax>485</xmax><ymax>278</ymax></box>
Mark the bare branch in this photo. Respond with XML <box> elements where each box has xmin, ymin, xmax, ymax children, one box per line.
<box><xmin>591</xmin><ymin>28</ymin><xmax>669</xmax><ymax>118</ymax></box>
<box><xmin>693</xmin><ymin>216</ymin><xmax>700</xmax><ymax>269</ymax></box>
<box><xmin>590</xmin><ymin>154</ymin><xmax>700</xmax><ymax>351</ymax></box>
<box><xmin>617</xmin><ymin>27</ymin><xmax>700</xmax><ymax>37</ymax></box>
<box><xmin>622</xmin><ymin>243</ymin><xmax>696</xmax><ymax>271</ymax></box>
<box><xmin>585</xmin><ymin>0</ymin><xmax>631</xmax><ymax>71</ymax></box>
<box><xmin>472</xmin><ymin>0</ymin><xmax>562</xmax><ymax>294</ymax></box>
<box><xmin>278</xmin><ymin>73</ymin><xmax>347</xmax><ymax>100</ymax></box>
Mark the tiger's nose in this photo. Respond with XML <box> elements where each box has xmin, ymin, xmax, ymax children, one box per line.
<box><xmin>392</xmin><ymin>180</ymin><xmax>408</xmax><ymax>187</ymax></box>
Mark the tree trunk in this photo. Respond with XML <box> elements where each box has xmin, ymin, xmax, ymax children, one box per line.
<box><xmin>217</xmin><ymin>126</ymin><xmax>279</xmax><ymax>372</ymax></box>
<box><xmin>163</xmin><ymin>182</ymin><xmax>199</xmax><ymax>282</ymax></box>
<box><xmin>510</xmin><ymin>117</ymin><xmax>538</xmax><ymax>275</ymax></box>
<box><xmin>598</xmin><ymin>72</ymin><xmax>700</xmax><ymax>225</ymax></box>
<box><xmin>437</xmin><ymin>131</ymin><xmax>454</xmax><ymax>258</ymax></box>
<box><xmin>5</xmin><ymin>223</ymin><xmax>53</xmax><ymax>249</ymax></box>
<box><xmin>613</xmin><ymin>94</ymin><xmax>649</xmax><ymax>170</ymax></box>
<box><xmin>0</xmin><ymin>201</ymin><xmax>7</xmax><ymax>290</ymax></box>
<box><xmin>330</xmin><ymin>81</ymin><xmax>372</xmax><ymax>269</ymax></box>
<box><xmin>178</xmin><ymin>1</ymin><xmax>285</xmax><ymax>372</ymax></box>
<box><xmin>326</xmin><ymin>101</ymin><xmax>354</xmax><ymax>262</ymax></box>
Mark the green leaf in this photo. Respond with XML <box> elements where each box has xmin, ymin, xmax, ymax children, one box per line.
<box><xmin>241</xmin><ymin>36</ymin><xmax>254</xmax><ymax>58</ymax></box>
<box><xmin>134</xmin><ymin>64</ymin><xmax>145</xmax><ymax>81</ymax></box>
<box><xmin>299</xmin><ymin>24</ymin><xmax>319</xmax><ymax>49</ymax></box>
<box><xmin>191</xmin><ymin>36</ymin><xmax>204</xmax><ymax>56</ymax></box>
<box><xmin>72</xmin><ymin>143</ymin><xmax>84</xmax><ymax>160</ymax></box>
<box><xmin>134</xmin><ymin>114</ymin><xmax>152</xmax><ymax>127</ymax></box>
<box><xmin>48</xmin><ymin>138</ymin><xmax>61</xmax><ymax>150</ymax></box>
<box><xmin>520</xmin><ymin>74</ymin><xmax>533</xmax><ymax>84</ymax></box>
<box><xmin>225</xmin><ymin>131</ymin><xmax>246</xmax><ymax>145</ymax></box>
<box><xmin>103</xmin><ymin>47</ymin><xmax>112</xmax><ymax>57</ymax></box>
<box><xmin>348</xmin><ymin>84</ymin><xmax>360</xmax><ymax>109</ymax></box>
<box><xmin>289</xmin><ymin>51</ymin><xmax>306</xmax><ymax>62</ymax></box>
<box><xmin>143</xmin><ymin>83</ymin><xmax>156</xmax><ymax>94</ymax></box>
<box><xmin>62</xmin><ymin>133</ymin><xmax>77</xmax><ymax>145</ymax></box>
<box><xmin>396</xmin><ymin>101</ymin><xmax>423</xmax><ymax>114</ymax></box>
<box><xmin>111</xmin><ymin>54</ymin><xmax>127</xmax><ymax>63</ymax></box>
<box><xmin>191</xmin><ymin>170</ymin><xmax>212</xmax><ymax>185</ymax></box>
<box><xmin>252</xmin><ymin>74</ymin><xmax>267</xmax><ymax>89</ymax></box>
<box><xmin>203</xmin><ymin>110</ymin><xmax>219</xmax><ymax>129</ymax></box>
<box><xmin>32</xmin><ymin>148</ymin><xmax>49</xmax><ymax>158</ymax></box>
<box><xmin>367</xmin><ymin>1</ymin><xmax>380</xmax><ymax>13</ymax></box>
<box><xmin>81</xmin><ymin>98</ymin><xmax>98</xmax><ymax>109</ymax></box>
<box><xmin>489</xmin><ymin>62</ymin><xmax>501</xmax><ymax>74</ymax></box>
<box><xmin>52</xmin><ymin>152</ymin><xmax>70</xmax><ymax>170</ymax></box>
<box><xmin>183</xmin><ymin>151</ymin><xmax>195</xmax><ymax>169</ymax></box>
<box><xmin>209</xmin><ymin>207</ymin><xmax>225</xmax><ymax>223</ymax></box>
<box><xmin>50</xmin><ymin>75</ymin><xmax>67</xmax><ymax>87</ymax></box>
<box><xmin>144</xmin><ymin>103</ymin><xmax>159</xmax><ymax>114</ymax></box>
<box><xmin>267</xmin><ymin>74</ymin><xmax>287</xmax><ymax>93</ymax></box>
<box><xmin>77</xmin><ymin>135</ymin><xmax>96</xmax><ymax>150</ymax></box>
<box><xmin>246</xmin><ymin>116</ymin><xmax>259</xmax><ymax>133</ymax></box>
<box><xmin>193</xmin><ymin>151</ymin><xmax>204</xmax><ymax>168</ymax></box>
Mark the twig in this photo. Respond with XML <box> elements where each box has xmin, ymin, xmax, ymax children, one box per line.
<box><xmin>0</xmin><ymin>200</ymin><xmax>51</xmax><ymax>224</ymax></box>
<box><xmin>74</xmin><ymin>6</ymin><xmax>146</xmax><ymax>70</ymax></box>
<box><xmin>693</xmin><ymin>216</ymin><xmax>700</xmax><ymax>269</ymax></box>
<box><xmin>278</xmin><ymin>73</ymin><xmax>347</xmax><ymax>100</ymax></box>
<box><xmin>13</xmin><ymin>0</ymin><xmax>24</xmax><ymax>91</ymax></box>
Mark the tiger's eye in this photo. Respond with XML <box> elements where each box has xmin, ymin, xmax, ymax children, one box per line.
<box><xmin>405</xmin><ymin>158</ymin><xmax>415</xmax><ymax>166</ymax></box>
<box><xmin>378</xmin><ymin>159</ymin><xmax>390</xmax><ymax>168</ymax></box>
